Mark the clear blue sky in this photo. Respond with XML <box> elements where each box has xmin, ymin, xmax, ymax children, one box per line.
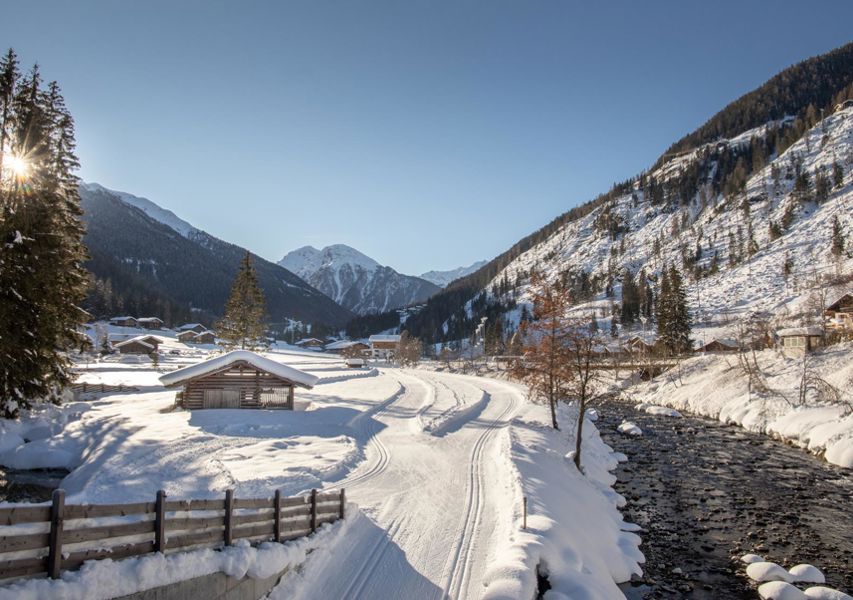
<box><xmin>2</xmin><ymin>2</ymin><xmax>851</xmax><ymax>275</ymax></box>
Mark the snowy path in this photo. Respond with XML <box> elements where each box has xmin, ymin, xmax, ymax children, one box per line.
<box><xmin>290</xmin><ymin>369</ymin><xmax>524</xmax><ymax>600</ymax></box>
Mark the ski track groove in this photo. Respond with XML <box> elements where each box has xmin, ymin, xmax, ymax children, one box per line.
<box><xmin>338</xmin><ymin>519</ymin><xmax>405</xmax><ymax>600</ymax></box>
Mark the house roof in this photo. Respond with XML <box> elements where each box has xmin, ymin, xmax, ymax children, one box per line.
<box><xmin>325</xmin><ymin>340</ymin><xmax>367</xmax><ymax>350</ymax></box>
<box><xmin>295</xmin><ymin>338</ymin><xmax>324</xmax><ymax>345</ymax></box>
<box><xmin>369</xmin><ymin>335</ymin><xmax>401</xmax><ymax>343</ymax></box>
<box><xmin>110</xmin><ymin>316</ymin><xmax>136</xmax><ymax>321</ymax></box>
<box><xmin>777</xmin><ymin>326</ymin><xmax>823</xmax><ymax>337</ymax></box>
<box><xmin>137</xmin><ymin>317</ymin><xmax>163</xmax><ymax>323</ymax></box>
<box><xmin>826</xmin><ymin>292</ymin><xmax>853</xmax><ymax>311</ymax></box>
<box><xmin>159</xmin><ymin>350</ymin><xmax>319</xmax><ymax>389</ymax></box>
<box><xmin>177</xmin><ymin>323</ymin><xmax>205</xmax><ymax>331</ymax></box>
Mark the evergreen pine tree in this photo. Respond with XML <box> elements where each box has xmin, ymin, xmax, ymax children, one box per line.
<box><xmin>831</xmin><ymin>215</ymin><xmax>846</xmax><ymax>258</ymax></box>
<box><xmin>1</xmin><ymin>53</ymin><xmax>89</xmax><ymax>418</ymax></box>
<box><xmin>833</xmin><ymin>161</ymin><xmax>844</xmax><ymax>188</ymax></box>
<box><xmin>656</xmin><ymin>265</ymin><xmax>691</xmax><ymax>356</ymax></box>
<box><xmin>216</xmin><ymin>252</ymin><xmax>267</xmax><ymax>350</ymax></box>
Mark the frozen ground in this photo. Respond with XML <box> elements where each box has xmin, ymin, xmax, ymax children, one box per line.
<box><xmin>0</xmin><ymin>348</ymin><xmax>642</xmax><ymax>598</ymax></box>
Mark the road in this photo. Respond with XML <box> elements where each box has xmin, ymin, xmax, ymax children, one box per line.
<box><xmin>295</xmin><ymin>369</ymin><xmax>524</xmax><ymax>600</ymax></box>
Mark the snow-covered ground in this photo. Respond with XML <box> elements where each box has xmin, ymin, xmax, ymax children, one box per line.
<box><xmin>629</xmin><ymin>342</ymin><xmax>853</xmax><ymax>468</ymax></box>
<box><xmin>1</xmin><ymin>349</ymin><xmax>643</xmax><ymax>598</ymax></box>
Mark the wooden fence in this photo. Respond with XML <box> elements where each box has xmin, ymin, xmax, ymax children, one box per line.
<box><xmin>0</xmin><ymin>487</ymin><xmax>345</xmax><ymax>582</ymax></box>
<box><xmin>71</xmin><ymin>382</ymin><xmax>139</xmax><ymax>396</ymax></box>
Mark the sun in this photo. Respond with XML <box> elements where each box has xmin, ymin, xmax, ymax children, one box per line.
<box><xmin>5</xmin><ymin>153</ymin><xmax>30</xmax><ymax>178</ymax></box>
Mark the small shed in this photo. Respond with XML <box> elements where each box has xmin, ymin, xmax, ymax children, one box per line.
<box><xmin>114</xmin><ymin>337</ymin><xmax>156</xmax><ymax>355</ymax></box>
<box><xmin>777</xmin><ymin>327</ymin><xmax>823</xmax><ymax>353</ymax></box>
<box><xmin>137</xmin><ymin>317</ymin><xmax>164</xmax><ymax>330</ymax></box>
<box><xmin>110</xmin><ymin>316</ymin><xmax>138</xmax><ymax>328</ymax></box>
<box><xmin>325</xmin><ymin>340</ymin><xmax>370</xmax><ymax>355</ymax></box>
<box><xmin>193</xmin><ymin>331</ymin><xmax>216</xmax><ymax>344</ymax></box>
<box><xmin>697</xmin><ymin>338</ymin><xmax>739</xmax><ymax>353</ymax></box>
<box><xmin>369</xmin><ymin>334</ymin><xmax>401</xmax><ymax>359</ymax></box>
<box><xmin>295</xmin><ymin>338</ymin><xmax>325</xmax><ymax>349</ymax></box>
<box><xmin>177</xmin><ymin>323</ymin><xmax>207</xmax><ymax>334</ymax></box>
<box><xmin>177</xmin><ymin>330</ymin><xmax>198</xmax><ymax>343</ymax></box>
<box><xmin>159</xmin><ymin>350</ymin><xmax>319</xmax><ymax>410</ymax></box>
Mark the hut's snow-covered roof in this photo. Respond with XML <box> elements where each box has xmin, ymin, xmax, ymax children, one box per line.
<box><xmin>159</xmin><ymin>350</ymin><xmax>319</xmax><ymax>389</ymax></box>
<box><xmin>325</xmin><ymin>340</ymin><xmax>366</xmax><ymax>350</ymax></box>
<box><xmin>114</xmin><ymin>337</ymin><xmax>154</xmax><ymax>350</ymax></box>
<box><xmin>369</xmin><ymin>335</ymin><xmax>401</xmax><ymax>343</ymax></box>
<box><xmin>177</xmin><ymin>323</ymin><xmax>205</xmax><ymax>331</ymax></box>
<box><xmin>777</xmin><ymin>326</ymin><xmax>823</xmax><ymax>337</ymax></box>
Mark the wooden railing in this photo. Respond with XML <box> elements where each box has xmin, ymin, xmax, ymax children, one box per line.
<box><xmin>0</xmin><ymin>487</ymin><xmax>345</xmax><ymax>582</ymax></box>
<box><xmin>71</xmin><ymin>382</ymin><xmax>139</xmax><ymax>396</ymax></box>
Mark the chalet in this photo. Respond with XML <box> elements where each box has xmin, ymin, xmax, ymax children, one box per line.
<box><xmin>369</xmin><ymin>334</ymin><xmax>400</xmax><ymax>360</ymax></box>
<box><xmin>777</xmin><ymin>326</ymin><xmax>823</xmax><ymax>353</ymax></box>
<box><xmin>177</xmin><ymin>330</ymin><xmax>198</xmax><ymax>343</ymax></box>
<box><xmin>137</xmin><ymin>317</ymin><xmax>164</xmax><ymax>330</ymax></box>
<box><xmin>295</xmin><ymin>338</ymin><xmax>325</xmax><ymax>350</ymax></box>
<box><xmin>159</xmin><ymin>350</ymin><xmax>318</xmax><ymax>410</ymax></box>
<box><xmin>177</xmin><ymin>323</ymin><xmax>207</xmax><ymax>334</ymax></box>
<box><xmin>825</xmin><ymin>293</ymin><xmax>853</xmax><ymax>333</ymax></box>
<box><xmin>625</xmin><ymin>335</ymin><xmax>656</xmax><ymax>355</ymax></box>
<box><xmin>325</xmin><ymin>340</ymin><xmax>370</xmax><ymax>355</ymax></box>
<box><xmin>193</xmin><ymin>331</ymin><xmax>216</xmax><ymax>344</ymax></box>
<box><xmin>109</xmin><ymin>316</ymin><xmax>138</xmax><ymax>328</ymax></box>
<box><xmin>696</xmin><ymin>338</ymin><xmax>739</xmax><ymax>353</ymax></box>
<box><xmin>114</xmin><ymin>336</ymin><xmax>159</xmax><ymax>355</ymax></box>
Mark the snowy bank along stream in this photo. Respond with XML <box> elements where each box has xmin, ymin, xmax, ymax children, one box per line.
<box><xmin>600</xmin><ymin>400</ymin><xmax>853</xmax><ymax>599</ymax></box>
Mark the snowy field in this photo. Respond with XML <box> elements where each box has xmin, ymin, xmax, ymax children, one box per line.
<box><xmin>0</xmin><ymin>346</ymin><xmax>643</xmax><ymax>599</ymax></box>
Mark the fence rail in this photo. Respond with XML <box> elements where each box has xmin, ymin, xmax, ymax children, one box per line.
<box><xmin>0</xmin><ymin>487</ymin><xmax>345</xmax><ymax>582</ymax></box>
<box><xmin>70</xmin><ymin>382</ymin><xmax>139</xmax><ymax>396</ymax></box>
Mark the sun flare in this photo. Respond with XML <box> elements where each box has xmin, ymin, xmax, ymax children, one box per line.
<box><xmin>5</xmin><ymin>153</ymin><xmax>30</xmax><ymax>179</ymax></box>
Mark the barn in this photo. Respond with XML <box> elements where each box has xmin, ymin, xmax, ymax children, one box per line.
<box><xmin>159</xmin><ymin>350</ymin><xmax>318</xmax><ymax>410</ymax></box>
<box><xmin>114</xmin><ymin>336</ymin><xmax>159</xmax><ymax>355</ymax></box>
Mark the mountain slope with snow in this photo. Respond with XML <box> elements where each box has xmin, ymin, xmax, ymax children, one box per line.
<box><xmin>420</xmin><ymin>260</ymin><xmax>487</xmax><ymax>288</ymax></box>
<box><xmin>279</xmin><ymin>245</ymin><xmax>440</xmax><ymax>315</ymax></box>
<box><xmin>79</xmin><ymin>185</ymin><xmax>354</xmax><ymax>326</ymax></box>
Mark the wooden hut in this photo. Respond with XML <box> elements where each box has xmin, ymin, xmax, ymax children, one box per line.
<box><xmin>109</xmin><ymin>316</ymin><xmax>138</xmax><ymax>328</ymax></box>
<box><xmin>193</xmin><ymin>331</ymin><xmax>216</xmax><ymax>344</ymax></box>
<box><xmin>177</xmin><ymin>323</ymin><xmax>207</xmax><ymax>334</ymax></box>
<box><xmin>325</xmin><ymin>340</ymin><xmax>370</xmax><ymax>355</ymax></box>
<box><xmin>114</xmin><ymin>336</ymin><xmax>158</xmax><ymax>355</ymax></box>
<box><xmin>177</xmin><ymin>330</ymin><xmax>198</xmax><ymax>343</ymax></box>
<box><xmin>137</xmin><ymin>317</ymin><xmax>164</xmax><ymax>330</ymax></box>
<box><xmin>825</xmin><ymin>293</ymin><xmax>853</xmax><ymax>333</ymax></box>
<box><xmin>295</xmin><ymin>338</ymin><xmax>325</xmax><ymax>349</ymax></box>
<box><xmin>697</xmin><ymin>338</ymin><xmax>739</xmax><ymax>353</ymax></box>
<box><xmin>777</xmin><ymin>327</ymin><xmax>823</xmax><ymax>353</ymax></box>
<box><xmin>159</xmin><ymin>350</ymin><xmax>318</xmax><ymax>410</ymax></box>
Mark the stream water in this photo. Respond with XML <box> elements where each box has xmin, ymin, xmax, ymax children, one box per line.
<box><xmin>0</xmin><ymin>467</ymin><xmax>67</xmax><ymax>503</ymax></box>
<box><xmin>599</xmin><ymin>401</ymin><xmax>853</xmax><ymax>599</ymax></box>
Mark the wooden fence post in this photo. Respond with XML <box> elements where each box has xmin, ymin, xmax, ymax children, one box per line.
<box><xmin>310</xmin><ymin>489</ymin><xmax>318</xmax><ymax>533</ymax></box>
<box><xmin>155</xmin><ymin>490</ymin><xmax>166</xmax><ymax>553</ymax></box>
<box><xmin>274</xmin><ymin>490</ymin><xmax>282</xmax><ymax>543</ymax></box>
<box><xmin>523</xmin><ymin>496</ymin><xmax>527</xmax><ymax>530</ymax></box>
<box><xmin>224</xmin><ymin>489</ymin><xmax>234</xmax><ymax>546</ymax></box>
<box><xmin>47</xmin><ymin>489</ymin><xmax>65</xmax><ymax>579</ymax></box>
<box><xmin>339</xmin><ymin>488</ymin><xmax>346</xmax><ymax>520</ymax></box>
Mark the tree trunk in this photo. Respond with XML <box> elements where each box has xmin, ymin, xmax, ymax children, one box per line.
<box><xmin>550</xmin><ymin>395</ymin><xmax>559</xmax><ymax>430</ymax></box>
<box><xmin>573</xmin><ymin>398</ymin><xmax>585</xmax><ymax>470</ymax></box>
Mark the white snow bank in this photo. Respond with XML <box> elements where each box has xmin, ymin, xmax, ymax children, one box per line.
<box><xmin>631</xmin><ymin>345</ymin><xmax>853</xmax><ymax>468</ymax></box>
<box><xmin>804</xmin><ymin>587</ymin><xmax>853</xmax><ymax>599</ymax></box>
<box><xmin>788</xmin><ymin>564</ymin><xmax>826</xmax><ymax>584</ymax></box>
<box><xmin>618</xmin><ymin>420</ymin><xmax>643</xmax><ymax>436</ymax></box>
<box><xmin>0</xmin><ymin>508</ymin><xmax>352</xmax><ymax>600</ymax></box>
<box><xmin>634</xmin><ymin>403</ymin><xmax>682</xmax><ymax>418</ymax></box>
<box><xmin>748</xmin><ymin>561</ymin><xmax>794</xmax><ymax>583</ymax></box>
<box><xmin>759</xmin><ymin>581</ymin><xmax>807</xmax><ymax>600</ymax></box>
<box><xmin>159</xmin><ymin>350</ymin><xmax>319</xmax><ymax>388</ymax></box>
<box><xmin>480</xmin><ymin>402</ymin><xmax>643</xmax><ymax>599</ymax></box>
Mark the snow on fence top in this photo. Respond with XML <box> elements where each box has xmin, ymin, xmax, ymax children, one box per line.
<box><xmin>159</xmin><ymin>350</ymin><xmax>319</xmax><ymax>388</ymax></box>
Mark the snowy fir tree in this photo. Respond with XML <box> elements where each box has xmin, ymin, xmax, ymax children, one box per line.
<box><xmin>655</xmin><ymin>265</ymin><xmax>691</xmax><ymax>356</ymax></box>
<box><xmin>831</xmin><ymin>215</ymin><xmax>846</xmax><ymax>258</ymax></box>
<box><xmin>216</xmin><ymin>251</ymin><xmax>267</xmax><ymax>349</ymax></box>
<box><xmin>0</xmin><ymin>49</ymin><xmax>90</xmax><ymax>419</ymax></box>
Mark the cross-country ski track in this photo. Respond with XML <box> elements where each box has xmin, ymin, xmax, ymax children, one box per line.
<box><xmin>285</xmin><ymin>369</ymin><xmax>524</xmax><ymax>600</ymax></box>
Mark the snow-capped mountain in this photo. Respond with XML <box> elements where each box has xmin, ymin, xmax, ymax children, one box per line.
<box><xmin>81</xmin><ymin>183</ymin><xmax>199</xmax><ymax>239</ymax></box>
<box><xmin>420</xmin><ymin>260</ymin><xmax>487</xmax><ymax>288</ymax></box>
<box><xmin>279</xmin><ymin>244</ymin><xmax>441</xmax><ymax>315</ymax></box>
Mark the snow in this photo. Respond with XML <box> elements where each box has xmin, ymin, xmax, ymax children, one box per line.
<box><xmin>0</xmin><ymin>517</ymin><xmax>349</xmax><ymax>600</ymax></box>
<box><xmin>804</xmin><ymin>587</ymin><xmax>853</xmax><ymax>600</ymax></box>
<box><xmin>748</xmin><ymin>561</ymin><xmax>795</xmax><ymax>583</ymax></box>
<box><xmin>617</xmin><ymin>420</ymin><xmax>643</xmax><ymax>436</ymax></box>
<box><xmin>159</xmin><ymin>350</ymin><xmax>319</xmax><ymax>388</ymax></box>
<box><xmin>630</xmin><ymin>344</ymin><xmax>853</xmax><ymax>468</ymax></box>
<box><xmin>634</xmin><ymin>403</ymin><xmax>682</xmax><ymax>418</ymax></box>
<box><xmin>420</xmin><ymin>260</ymin><xmax>487</xmax><ymax>288</ymax></box>
<box><xmin>758</xmin><ymin>581</ymin><xmax>808</xmax><ymax>600</ymax></box>
<box><xmin>742</xmin><ymin>553</ymin><xmax>767</xmax><ymax>564</ymax></box>
<box><xmin>368</xmin><ymin>334</ymin><xmax>401</xmax><ymax>343</ymax></box>
<box><xmin>789</xmin><ymin>564</ymin><xmax>826</xmax><ymax>584</ymax></box>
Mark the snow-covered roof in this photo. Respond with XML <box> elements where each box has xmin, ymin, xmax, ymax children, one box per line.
<box><xmin>110</xmin><ymin>316</ymin><xmax>136</xmax><ymax>321</ymax></box>
<box><xmin>159</xmin><ymin>350</ymin><xmax>319</xmax><ymax>389</ymax></box>
<box><xmin>177</xmin><ymin>323</ymin><xmax>205</xmax><ymax>330</ymax></box>
<box><xmin>696</xmin><ymin>337</ymin><xmax>738</xmax><ymax>348</ymax></box>
<box><xmin>114</xmin><ymin>338</ymin><xmax>154</xmax><ymax>350</ymax></box>
<box><xmin>295</xmin><ymin>338</ymin><xmax>324</xmax><ymax>345</ymax></box>
<box><xmin>137</xmin><ymin>317</ymin><xmax>163</xmax><ymax>323</ymax></box>
<box><xmin>777</xmin><ymin>327</ymin><xmax>823</xmax><ymax>337</ymax></box>
<box><xmin>369</xmin><ymin>335</ymin><xmax>401</xmax><ymax>343</ymax></box>
<box><xmin>325</xmin><ymin>340</ymin><xmax>366</xmax><ymax>350</ymax></box>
